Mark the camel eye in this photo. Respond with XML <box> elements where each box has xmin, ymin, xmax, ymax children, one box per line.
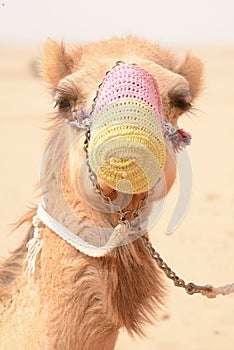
<box><xmin>168</xmin><ymin>87</ymin><xmax>192</xmax><ymax>112</ymax></box>
<box><xmin>55</xmin><ymin>98</ymin><xmax>72</xmax><ymax>111</ymax></box>
<box><xmin>174</xmin><ymin>99</ymin><xmax>191</xmax><ymax>111</ymax></box>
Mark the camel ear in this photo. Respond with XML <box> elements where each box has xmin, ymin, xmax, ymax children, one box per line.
<box><xmin>174</xmin><ymin>55</ymin><xmax>204</xmax><ymax>99</ymax></box>
<box><xmin>43</xmin><ymin>38</ymin><xmax>74</xmax><ymax>86</ymax></box>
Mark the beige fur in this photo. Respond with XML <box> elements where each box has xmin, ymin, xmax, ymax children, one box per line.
<box><xmin>0</xmin><ymin>36</ymin><xmax>203</xmax><ymax>349</ymax></box>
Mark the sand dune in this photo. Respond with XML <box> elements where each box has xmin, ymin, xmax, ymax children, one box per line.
<box><xmin>0</xmin><ymin>43</ymin><xmax>234</xmax><ymax>349</ymax></box>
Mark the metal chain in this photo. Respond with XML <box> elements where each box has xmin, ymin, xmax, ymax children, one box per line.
<box><xmin>141</xmin><ymin>234</ymin><xmax>215</xmax><ymax>296</ymax></box>
<box><xmin>83</xmin><ymin>63</ymin><xmax>149</xmax><ymax>225</ymax></box>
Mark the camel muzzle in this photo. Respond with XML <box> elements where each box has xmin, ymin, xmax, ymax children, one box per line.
<box><xmin>88</xmin><ymin>63</ymin><xmax>166</xmax><ymax>194</ymax></box>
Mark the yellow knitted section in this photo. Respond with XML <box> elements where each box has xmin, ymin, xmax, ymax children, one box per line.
<box><xmin>89</xmin><ymin>123</ymin><xmax>166</xmax><ymax>194</ymax></box>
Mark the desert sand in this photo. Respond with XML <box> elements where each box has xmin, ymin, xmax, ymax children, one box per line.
<box><xmin>0</xmin><ymin>43</ymin><xmax>234</xmax><ymax>349</ymax></box>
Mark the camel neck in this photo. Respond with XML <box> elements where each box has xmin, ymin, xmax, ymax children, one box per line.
<box><xmin>37</xmin><ymin>226</ymin><xmax>120</xmax><ymax>349</ymax></box>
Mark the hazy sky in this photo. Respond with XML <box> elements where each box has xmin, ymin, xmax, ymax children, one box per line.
<box><xmin>1</xmin><ymin>0</ymin><xmax>234</xmax><ymax>46</ymax></box>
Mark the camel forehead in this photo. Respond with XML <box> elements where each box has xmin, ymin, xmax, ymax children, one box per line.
<box><xmin>59</xmin><ymin>54</ymin><xmax>188</xmax><ymax>109</ymax></box>
<box><xmin>70</xmin><ymin>36</ymin><xmax>185</xmax><ymax>80</ymax></box>
<box><xmin>72</xmin><ymin>38</ymin><xmax>184</xmax><ymax>81</ymax></box>
<box><xmin>72</xmin><ymin>36</ymin><xmax>173</xmax><ymax>67</ymax></box>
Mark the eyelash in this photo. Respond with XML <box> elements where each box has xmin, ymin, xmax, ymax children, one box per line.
<box><xmin>54</xmin><ymin>98</ymin><xmax>72</xmax><ymax>111</ymax></box>
<box><xmin>174</xmin><ymin>99</ymin><xmax>192</xmax><ymax>111</ymax></box>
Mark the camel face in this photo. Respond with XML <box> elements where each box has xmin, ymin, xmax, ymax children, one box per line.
<box><xmin>41</xmin><ymin>36</ymin><xmax>204</xmax><ymax>222</ymax></box>
<box><xmin>43</xmin><ymin>36</ymin><xmax>203</xmax><ymax>202</ymax></box>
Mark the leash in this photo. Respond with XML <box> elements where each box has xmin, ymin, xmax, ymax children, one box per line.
<box><xmin>141</xmin><ymin>234</ymin><xmax>234</xmax><ymax>299</ymax></box>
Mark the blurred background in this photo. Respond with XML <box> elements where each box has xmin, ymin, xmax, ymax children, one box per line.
<box><xmin>1</xmin><ymin>0</ymin><xmax>234</xmax><ymax>45</ymax></box>
<box><xmin>0</xmin><ymin>1</ymin><xmax>234</xmax><ymax>349</ymax></box>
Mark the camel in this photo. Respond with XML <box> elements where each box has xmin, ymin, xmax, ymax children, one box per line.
<box><xmin>0</xmin><ymin>36</ymin><xmax>203</xmax><ymax>349</ymax></box>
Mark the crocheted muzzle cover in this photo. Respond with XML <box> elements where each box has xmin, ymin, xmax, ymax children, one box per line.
<box><xmin>88</xmin><ymin>64</ymin><xmax>166</xmax><ymax>194</ymax></box>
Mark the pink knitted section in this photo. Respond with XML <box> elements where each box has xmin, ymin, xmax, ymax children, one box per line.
<box><xmin>92</xmin><ymin>63</ymin><xmax>163</xmax><ymax>125</ymax></box>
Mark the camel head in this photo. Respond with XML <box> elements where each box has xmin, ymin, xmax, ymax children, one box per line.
<box><xmin>42</xmin><ymin>36</ymin><xmax>203</xmax><ymax>233</ymax></box>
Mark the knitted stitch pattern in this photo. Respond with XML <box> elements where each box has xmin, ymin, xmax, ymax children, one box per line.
<box><xmin>89</xmin><ymin>64</ymin><xmax>166</xmax><ymax>194</ymax></box>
